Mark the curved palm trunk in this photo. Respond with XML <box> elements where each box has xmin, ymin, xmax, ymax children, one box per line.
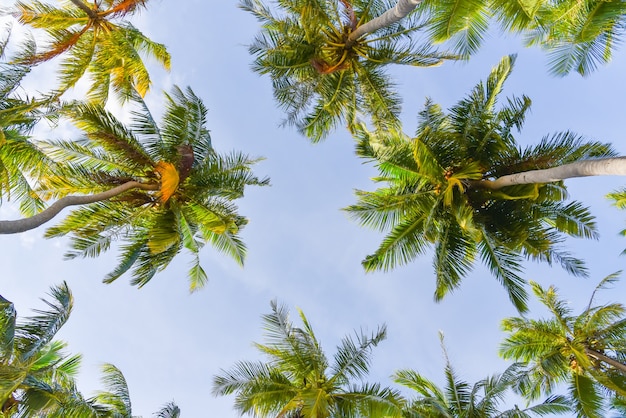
<box><xmin>346</xmin><ymin>0</ymin><xmax>423</xmax><ymax>46</ymax></box>
<box><xmin>0</xmin><ymin>181</ymin><xmax>158</xmax><ymax>234</ymax></box>
<box><xmin>67</xmin><ymin>0</ymin><xmax>145</xmax><ymax>19</ymax></box>
<box><xmin>476</xmin><ymin>157</ymin><xmax>626</xmax><ymax>190</ymax></box>
<box><xmin>67</xmin><ymin>0</ymin><xmax>98</xmax><ymax>18</ymax></box>
<box><xmin>585</xmin><ymin>347</ymin><xmax>626</xmax><ymax>374</ymax></box>
<box><xmin>100</xmin><ymin>0</ymin><xmax>148</xmax><ymax>17</ymax></box>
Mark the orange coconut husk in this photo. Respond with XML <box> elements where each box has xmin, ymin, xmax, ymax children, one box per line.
<box><xmin>155</xmin><ymin>161</ymin><xmax>180</xmax><ymax>203</ymax></box>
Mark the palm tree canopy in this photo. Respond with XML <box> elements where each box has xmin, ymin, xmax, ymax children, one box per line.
<box><xmin>154</xmin><ymin>401</ymin><xmax>181</xmax><ymax>418</ymax></box>
<box><xmin>212</xmin><ymin>300</ymin><xmax>403</xmax><ymax>417</ymax></box>
<box><xmin>417</xmin><ymin>0</ymin><xmax>626</xmax><ymax>76</ymax></box>
<box><xmin>28</xmin><ymin>86</ymin><xmax>269</xmax><ymax>291</ymax></box>
<box><xmin>93</xmin><ymin>363</ymin><xmax>136</xmax><ymax>417</ymax></box>
<box><xmin>0</xmin><ymin>282</ymin><xmax>91</xmax><ymax>417</ymax></box>
<box><xmin>394</xmin><ymin>333</ymin><xmax>572</xmax><ymax>417</ymax></box>
<box><xmin>500</xmin><ymin>275</ymin><xmax>626</xmax><ymax>417</ymax></box>
<box><xmin>10</xmin><ymin>0</ymin><xmax>171</xmax><ymax>103</ymax></box>
<box><xmin>0</xmin><ymin>26</ymin><xmax>53</xmax><ymax>217</ymax></box>
<box><xmin>345</xmin><ymin>55</ymin><xmax>616</xmax><ymax>312</ymax></box>
<box><xmin>0</xmin><ymin>285</ymin><xmax>177</xmax><ymax>417</ymax></box>
<box><xmin>241</xmin><ymin>0</ymin><xmax>459</xmax><ymax>141</ymax></box>
<box><xmin>607</xmin><ymin>188</ymin><xmax>626</xmax><ymax>254</ymax></box>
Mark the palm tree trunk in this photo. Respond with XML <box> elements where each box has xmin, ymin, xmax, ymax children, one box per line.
<box><xmin>475</xmin><ymin>157</ymin><xmax>626</xmax><ymax>190</ymax></box>
<box><xmin>68</xmin><ymin>0</ymin><xmax>98</xmax><ymax>19</ymax></box>
<box><xmin>585</xmin><ymin>347</ymin><xmax>626</xmax><ymax>374</ymax></box>
<box><xmin>100</xmin><ymin>0</ymin><xmax>148</xmax><ymax>18</ymax></box>
<box><xmin>346</xmin><ymin>0</ymin><xmax>423</xmax><ymax>47</ymax></box>
<box><xmin>0</xmin><ymin>181</ymin><xmax>158</xmax><ymax>234</ymax></box>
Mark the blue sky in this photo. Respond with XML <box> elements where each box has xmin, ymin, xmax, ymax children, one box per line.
<box><xmin>2</xmin><ymin>0</ymin><xmax>626</xmax><ymax>416</ymax></box>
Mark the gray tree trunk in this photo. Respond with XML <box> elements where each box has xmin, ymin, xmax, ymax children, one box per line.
<box><xmin>585</xmin><ymin>347</ymin><xmax>626</xmax><ymax>375</ymax></box>
<box><xmin>0</xmin><ymin>181</ymin><xmax>159</xmax><ymax>234</ymax></box>
<box><xmin>346</xmin><ymin>0</ymin><xmax>423</xmax><ymax>46</ymax></box>
<box><xmin>68</xmin><ymin>0</ymin><xmax>98</xmax><ymax>18</ymax></box>
<box><xmin>477</xmin><ymin>157</ymin><xmax>626</xmax><ymax>190</ymax></box>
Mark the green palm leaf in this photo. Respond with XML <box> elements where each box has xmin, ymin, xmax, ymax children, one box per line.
<box><xmin>0</xmin><ymin>28</ymin><xmax>50</xmax><ymax>216</ymax></box>
<box><xmin>95</xmin><ymin>363</ymin><xmax>133</xmax><ymax>416</ymax></box>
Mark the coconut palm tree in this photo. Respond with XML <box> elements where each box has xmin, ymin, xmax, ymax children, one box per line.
<box><xmin>0</xmin><ymin>86</ymin><xmax>269</xmax><ymax>291</ymax></box>
<box><xmin>212</xmin><ymin>300</ymin><xmax>403</xmax><ymax>417</ymax></box>
<box><xmin>419</xmin><ymin>0</ymin><xmax>626</xmax><ymax>76</ymax></box>
<box><xmin>394</xmin><ymin>334</ymin><xmax>572</xmax><ymax>417</ymax></box>
<box><xmin>0</xmin><ymin>26</ymin><xmax>53</xmax><ymax>217</ymax></box>
<box><xmin>607</xmin><ymin>188</ymin><xmax>626</xmax><ymax>254</ymax></box>
<box><xmin>519</xmin><ymin>0</ymin><xmax>626</xmax><ymax>76</ymax></box>
<box><xmin>241</xmin><ymin>0</ymin><xmax>458</xmax><ymax>141</ymax></box>
<box><xmin>9</xmin><ymin>0</ymin><xmax>170</xmax><ymax>103</ymax></box>
<box><xmin>154</xmin><ymin>401</ymin><xmax>181</xmax><ymax>418</ymax></box>
<box><xmin>91</xmin><ymin>364</ymin><xmax>136</xmax><ymax>418</ymax></box>
<box><xmin>500</xmin><ymin>274</ymin><xmax>626</xmax><ymax>418</ymax></box>
<box><xmin>344</xmin><ymin>55</ymin><xmax>618</xmax><ymax>312</ymax></box>
<box><xmin>0</xmin><ymin>283</ymin><xmax>178</xmax><ymax>417</ymax></box>
<box><xmin>84</xmin><ymin>363</ymin><xmax>180</xmax><ymax>417</ymax></box>
<box><xmin>0</xmin><ymin>282</ymin><xmax>89</xmax><ymax>417</ymax></box>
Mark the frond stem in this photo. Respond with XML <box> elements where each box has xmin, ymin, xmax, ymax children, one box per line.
<box><xmin>585</xmin><ymin>347</ymin><xmax>626</xmax><ymax>374</ymax></box>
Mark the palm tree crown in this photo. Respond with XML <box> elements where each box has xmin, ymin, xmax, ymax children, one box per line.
<box><xmin>212</xmin><ymin>300</ymin><xmax>403</xmax><ymax>417</ymax></box>
<box><xmin>500</xmin><ymin>275</ymin><xmax>626</xmax><ymax>417</ymax></box>
<box><xmin>418</xmin><ymin>0</ymin><xmax>626</xmax><ymax>76</ymax></box>
<box><xmin>10</xmin><ymin>0</ymin><xmax>171</xmax><ymax>103</ymax></box>
<box><xmin>0</xmin><ymin>86</ymin><xmax>269</xmax><ymax>291</ymax></box>
<box><xmin>394</xmin><ymin>333</ymin><xmax>572</xmax><ymax>417</ymax></box>
<box><xmin>0</xmin><ymin>282</ymin><xmax>87</xmax><ymax>417</ymax></box>
<box><xmin>0</xmin><ymin>283</ymin><xmax>181</xmax><ymax>417</ymax></box>
<box><xmin>0</xmin><ymin>27</ymin><xmax>53</xmax><ymax>217</ymax></box>
<box><xmin>154</xmin><ymin>401</ymin><xmax>181</xmax><ymax>418</ymax></box>
<box><xmin>345</xmin><ymin>55</ymin><xmax>616</xmax><ymax>312</ymax></box>
<box><xmin>241</xmin><ymin>0</ymin><xmax>458</xmax><ymax>141</ymax></box>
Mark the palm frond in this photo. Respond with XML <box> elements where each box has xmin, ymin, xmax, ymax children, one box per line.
<box><xmin>154</xmin><ymin>400</ymin><xmax>181</xmax><ymax>418</ymax></box>
<box><xmin>422</xmin><ymin>0</ymin><xmax>491</xmax><ymax>55</ymax></box>
<box><xmin>95</xmin><ymin>363</ymin><xmax>133</xmax><ymax>416</ymax></box>
<box><xmin>330</xmin><ymin>325</ymin><xmax>387</xmax><ymax>384</ymax></box>
<box><xmin>15</xmin><ymin>282</ymin><xmax>73</xmax><ymax>363</ymax></box>
<box><xmin>0</xmin><ymin>294</ymin><xmax>16</xmax><ymax>362</ymax></box>
<box><xmin>479</xmin><ymin>232</ymin><xmax>528</xmax><ymax>312</ymax></box>
<box><xmin>569</xmin><ymin>373</ymin><xmax>605</xmax><ymax>418</ymax></box>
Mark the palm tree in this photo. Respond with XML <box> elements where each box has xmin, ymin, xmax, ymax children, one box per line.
<box><xmin>154</xmin><ymin>401</ymin><xmax>181</xmax><ymax>418</ymax></box>
<box><xmin>0</xmin><ymin>86</ymin><xmax>269</xmax><ymax>291</ymax></box>
<box><xmin>0</xmin><ymin>287</ymin><xmax>177</xmax><ymax>417</ymax></box>
<box><xmin>393</xmin><ymin>333</ymin><xmax>572</xmax><ymax>417</ymax></box>
<box><xmin>0</xmin><ymin>25</ymin><xmax>53</xmax><ymax>217</ymax></box>
<box><xmin>0</xmin><ymin>282</ymin><xmax>90</xmax><ymax>417</ymax></box>
<box><xmin>9</xmin><ymin>0</ymin><xmax>170</xmax><ymax>103</ymax></box>
<box><xmin>241</xmin><ymin>0</ymin><xmax>458</xmax><ymax>141</ymax></box>
<box><xmin>345</xmin><ymin>54</ymin><xmax>618</xmax><ymax>312</ymax></box>
<box><xmin>212</xmin><ymin>300</ymin><xmax>403</xmax><ymax>417</ymax></box>
<box><xmin>92</xmin><ymin>364</ymin><xmax>136</xmax><ymax>417</ymax></box>
<box><xmin>500</xmin><ymin>274</ymin><xmax>626</xmax><ymax>418</ymax></box>
<box><xmin>86</xmin><ymin>363</ymin><xmax>181</xmax><ymax>417</ymax></box>
<box><xmin>419</xmin><ymin>0</ymin><xmax>626</xmax><ymax>76</ymax></box>
<box><xmin>607</xmin><ymin>188</ymin><xmax>626</xmax><ymax>253</ymax></box>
